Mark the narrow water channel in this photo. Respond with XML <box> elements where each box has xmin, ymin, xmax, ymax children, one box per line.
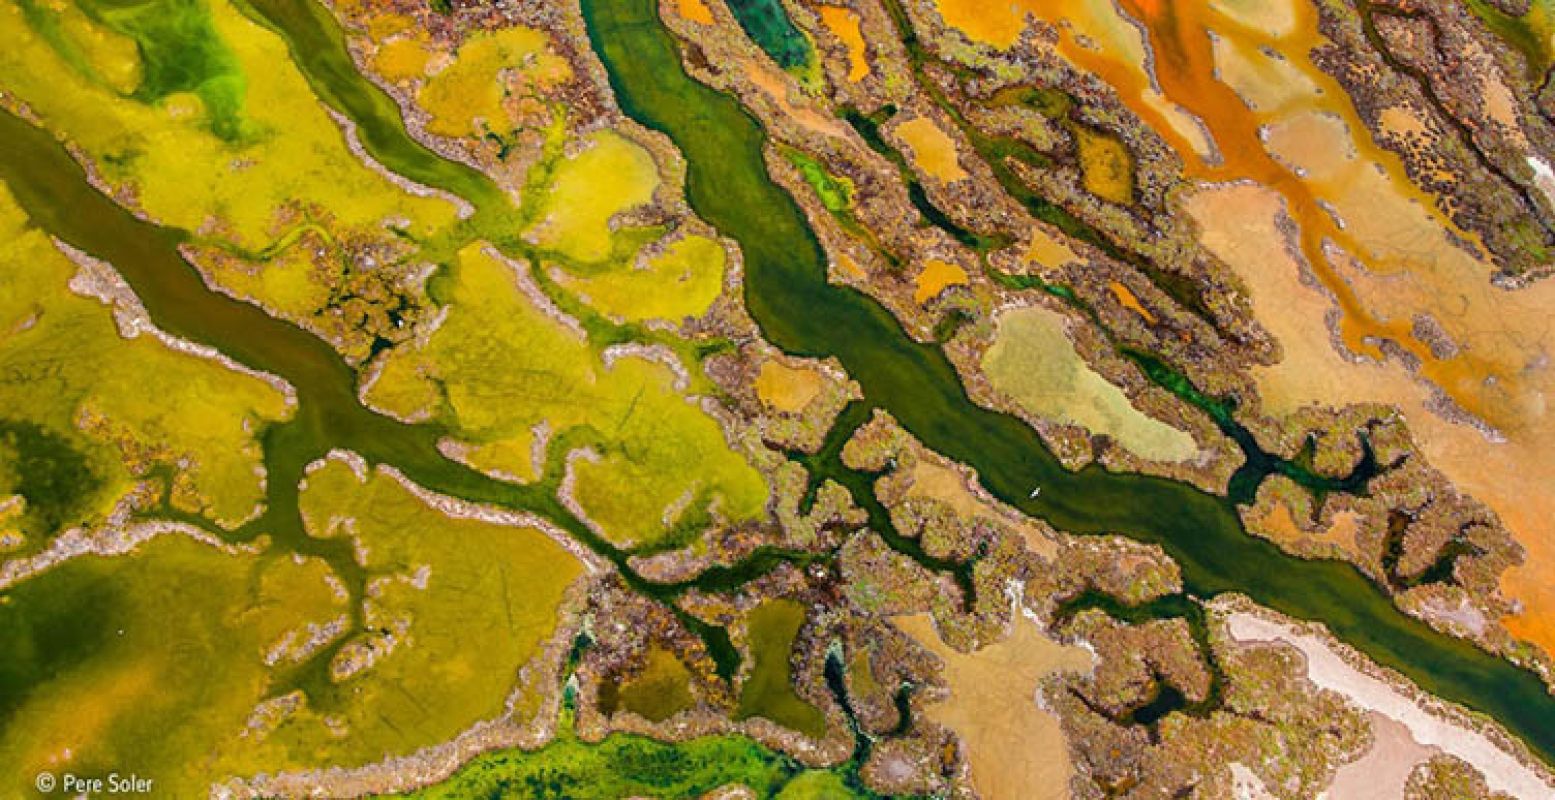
<box><xmin>580</xmin><ymin>0</ymin><xmax>1555</xmax><ymax>763</ymax></box>
<box><xmin>0</xmin><ymin>0</ymin><xmax>1549</xmax><ymax>767</ymax></box>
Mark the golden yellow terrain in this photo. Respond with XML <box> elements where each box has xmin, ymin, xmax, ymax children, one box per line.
<box><xmin>895</xmin><ymin>116</ymin><xmax>968</xmax><ymax>183</ymax></box>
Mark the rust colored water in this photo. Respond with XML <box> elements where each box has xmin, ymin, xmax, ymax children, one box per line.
<box><xmin>934</xmin><ymin>0</ymin><xmax>1555</xmax><ymax>658</ymax></box>
<box><xmin>1037</xmin><ymin>0</ymin><xmax>1511</xmax><ymax>435</ymax></box>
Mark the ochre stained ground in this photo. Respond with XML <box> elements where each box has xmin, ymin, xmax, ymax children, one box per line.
<box><xmin>895</xmin><ymin>613</ymin><xmax>1092</xmax><ymax>800</ymax></box>
<box><xmin>935</xmin><ymin>0</ymin><xmax>1555</xmax><ymax>661</ymax></box>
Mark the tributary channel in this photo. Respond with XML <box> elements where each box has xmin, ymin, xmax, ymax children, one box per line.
<box><xmin>0</xmin><ymin>0</ymin><xmax>1548</xmax><ymax>768</ymax></box>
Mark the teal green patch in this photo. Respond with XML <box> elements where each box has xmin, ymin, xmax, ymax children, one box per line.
<box><xmin>727</xmin><ymin>0</ymin><xmax>812</xmax><ymax>70</ymax></box>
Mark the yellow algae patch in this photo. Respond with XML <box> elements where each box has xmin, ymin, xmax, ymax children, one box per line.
<box><xmin>982</xmin><ymin>306</ymin><xmax>1198</xmax><ymax>462</ymax></box>
<box><xmin>619</xmin><ymin>646</ymin><xmax>696</xmax><ymax>722</ymax></box>
<box><xmin>895</xmin><ymin>116</ymin><xmax>968</xmax><ymax>183</ymax></box>
<box><xmin>527</xmin><ymin>130</ymin><xmax>661</xmax><ymax>263</ymax></box>
<box><xmin>755</xmin><ymin>361</ymin><xmax>826</xmax><ymax>413</ymax></box>
<box><xmin>555</xmin><ymin>234</ymin><xmax>726</xmax><ymax>322</ymax></box>
<box><xmin>930</xmin><ymin>0</ymin><xmax>1032</xmax><ymax>49</ymax></box>
<box><xmin>818</xmin><ymin>5</ymin><xmax>870</xmax><ymax>82</ymax></box>
<box><xmin>736</xmin><ymin>599</ymin><xmax>827</xmax><ymax>738</ymax></box>
<box><xmin>43</xmin><ymin>0</ymin><xmax>142</xmax><ymax>94</ymax></box>
<box><xmin>0</xmin><ymin>535</ymin><xmax>343</xmax><ymax>796</ymax></box>
<box><xmin>364</xmin><ymin>10</ymin><xmax>416</xmax><ymax>39</ymax></box>
<box><xmin>461</xmin><ymin>433</ymin><xmax>542</xmax><ymax>484</ymax></box>
<box><xmin>367</xmin><ymin>244</ymin><xmax>767</xmax><ymax>551</ymax></box>
<box><xmin>896</xmin><ymin>613</ymin><xmax>1092</xmax><ymax>800</ymax></box>
<box><xmin>0</xmin><ymin>186</ymin><xmax>290</xmax><ymax>535</ymax></box>
<box><xmin>1073</xmin><ymin>126</ymin><xmax>1134</xmax><ymax>203</ymax></box>
<box><xmin>913</xmin><ymin>258</ymin><xmax>968</xmax><ymax>304</ymax></box>
<box><xmin>372</xmin><ymin>35</ymin><xmax>432</xmax><ymax>83</ymax></box>
<box><xmin>272</xmin><ymin>458</ymin><xmax>583</xmax><ymax>768</ymax></box>
<box><xmin>1107</xmin><ymin>280</ymin><xmax>1155</xmax><ymax>324</ymax></box>
<box><xmin>418</xmin><ymin>26</ymin><xmax>571</xmax><ymax>140</ymax></box>
<box><xmin>0</xmin><ymin>0</ymin><xmax>456</xmax><ymax>250</ymax></box>
<box><xmin>674</xmin><ymin>0</ymin><xmax>715</xmax><ymax>25</ymax></box>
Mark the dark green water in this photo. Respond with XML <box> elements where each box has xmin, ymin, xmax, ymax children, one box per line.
<box><xmin>580</xmin><ymin>0</ymin><xmax>1555</xmax><ymax>764</ymax></box>
<box><xmin>0</xmin><ymin>107</ymin><xmax>764</xmax><ymax>681</ymax></box>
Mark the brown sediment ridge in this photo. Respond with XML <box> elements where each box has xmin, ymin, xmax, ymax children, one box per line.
<box><xmin>0</xmin><ymin>516</ymin><xmax>258</xmax><ymax>592</ymax></box>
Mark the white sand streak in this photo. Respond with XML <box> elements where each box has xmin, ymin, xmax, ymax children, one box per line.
<box><xmin>1226</xmin><ymin>613</ymin><xmax>1554</xmax><ymax>799</ymax></box>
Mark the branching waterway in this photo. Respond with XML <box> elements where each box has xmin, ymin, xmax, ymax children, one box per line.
<box><xmin>581</xmin><ymin>0</ymin><xmax>1555</xmax><ymax>764</ymax></box>
<box><xmin>0</xmin><ymin>0</ymin><xmax>1550</xmax><ymax>769</ymax></box>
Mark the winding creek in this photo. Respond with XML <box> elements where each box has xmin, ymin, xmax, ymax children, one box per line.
<box><xmin>0</xmin><ymin>0</ymin><xmax>1551</xmax><ymax>775</ymax></box>
<box><xmin>582</xmin><ymin>0</ymin><xmax>1555</xmax><ymax>764</ymax></box>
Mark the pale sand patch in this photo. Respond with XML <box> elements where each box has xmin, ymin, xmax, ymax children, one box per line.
<box><xmin>754</xmin><ymin>360</ymin><xmax>824</xmax><ymax>413</ymax></box>
<box><xmin>1210</xmin><ymin>31</ymin><xmax>1321</xmax><ymax>115</ymax></box>
<box><xmin>1528</xmin><ymin>156</ymin><xmax>1555</xmax><ymax>213</ymax></box>
<box><xmin>1226</xmin><ymin>613</ymin><xmax>1554</xmax><ymax>799</ymax></box>
<box><xmin>741</xmin><ymin>58</ymin><xmax>849</xmax><ymax>139</ymax></box>
<box><xmin>1262</xmin><ymin>111</ymin><xmax>1355</xmax><ymax>182</ymax></box>
<box><xmin>817</xmin><ymin>5</ymin><xmax>870</xmax><ymax>82</ymax></box>
<box><xmin>1322</xmin><ymin>712</ymin><xmax>1439</xmax><ymax>800</ymax></box>
<box><xmin>1229</xmin><ymin>762</ymin><xmax>1278</xmax><ymax>800</ymax></box>
<box><xmin>1187</xmin><ymin>183</ymin><xmax>1555</xmax><ymax>659</ymax></box>
<box><xmin>896</xmin><ymin>610</ymin><xmax>1093</xmax><ymax>800</ymax></box>
<box><xmin>1208</xmin><ymin>0</ymin><xmax>1299</xmax><ymax>39</ymax></box>
<box><xmin>913</xmin><ymin>258</ymin><xmax>968</xmax><ymax>304</ymax></box>
<box><xmin>1418</xmin><ymin>593</ymin><xmax>1490</xmax><ymax>639</ymax></box>
<box><xmin>982</xmin><ymin>306</ymin><xmax>1199</xmax><ymax>462</ymax></box>
<box><xmin>895</xmin><ymin>116</ymin><xmax>968</xmax><ymax>183</ymax></box>
<box><xmin>906</xmin><ymin>461</ymin><xmax>982</xmax><ymax>520</ymax></box>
